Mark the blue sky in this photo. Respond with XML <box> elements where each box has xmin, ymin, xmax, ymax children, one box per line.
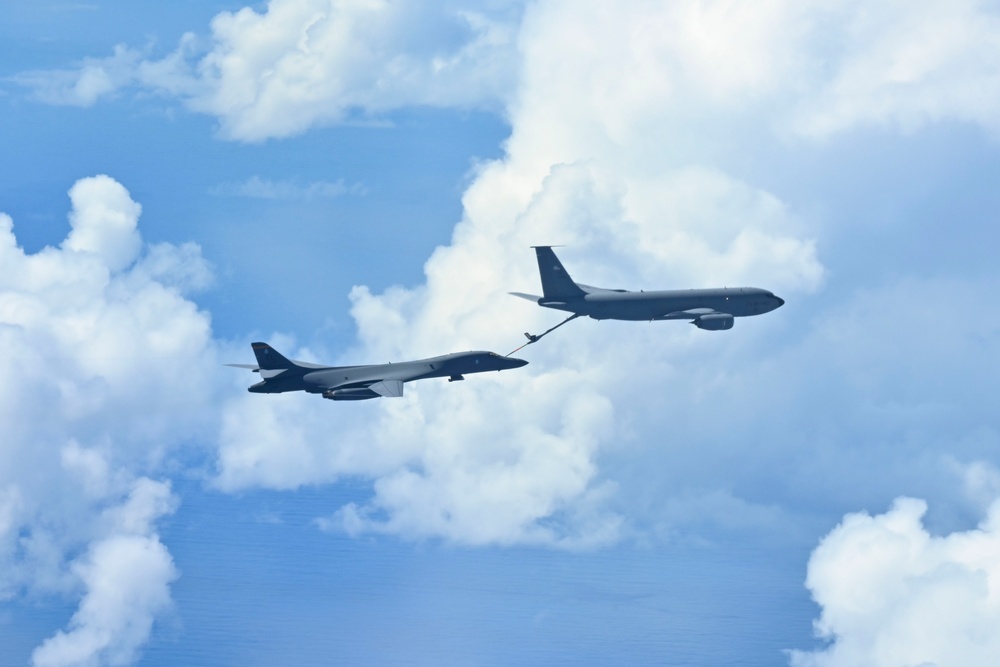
<box><xmin>3</xmin><ymin>1</ymin><xmax>1000</xmax><ymax>666</ymax></box>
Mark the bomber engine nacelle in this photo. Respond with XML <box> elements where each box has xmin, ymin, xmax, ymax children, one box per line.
<box><xmin>322</xmin><ymin>387</ymin><xmax>380</xmax><ymax>401</ymax></box>
<box><xmin>693</xmin><ymin>313</ymin><xmax>734</xmax><ymax>331</ymax></box>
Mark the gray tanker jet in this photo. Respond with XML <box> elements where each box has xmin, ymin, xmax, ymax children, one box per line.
<box><xmin>228</xmin><ymin>343</ymin><xmax>528</xmax><ymax>401</ymax></box>
<box><xmin>511</xmin><ymin>246</ymin><xmax>783</xmax><ymax>341</ymax></box>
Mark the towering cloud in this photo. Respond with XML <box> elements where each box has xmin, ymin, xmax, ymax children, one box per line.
<box><xmin>31</xmin><ymin>479</ymin><xmax>179</xmax><ymax>667</ymax></box>
<box><xmin>791</xmin><ymin>495</ymin><xmax>1000</xmax><ymax>667</ymax></box>
<box><xmin>0</xmin><ymin>177</ymin><xmax>216</xmax><ymax>665</ymax></box>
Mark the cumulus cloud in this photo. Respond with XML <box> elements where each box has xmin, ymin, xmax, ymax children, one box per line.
<box><xmin>63</xmin><ymin>175</ymin><xmax>143</xmax><ymax>273</ymax></box>
<box><xmin>178</xmin><ymin>0</ymin><xmax>522</xmax><ymax>140</ymax></box>
<box><xmin>0</xmin><ymin>177</ymin><xmax>217</xmax><ymax>662</ymax></box>
<box><xmin>790</xmin><ymin>496</ymin><xmax>1000</xmax><ymax>667</ymax></box>
<box><xmin>31</xmin><ymin>479</ymin><xmax>179</xmax><ymax>667</ymax></box>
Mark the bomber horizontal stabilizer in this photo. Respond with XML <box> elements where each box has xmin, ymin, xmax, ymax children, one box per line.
<box><xmin>225</xmin><ymin>363</ymin><xmax>260</xmax><ymax>371</ymax></box>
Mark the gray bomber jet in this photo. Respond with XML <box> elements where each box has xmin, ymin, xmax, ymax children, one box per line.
<box><xmin>228</xmin><ymin>343</ymin><xmax>528</xmax><ymax>401</ymax></box>
<box><xmin>511</xmin><ymin>246</ymin><xmax>784</xmax><ymax>341</ymax></box>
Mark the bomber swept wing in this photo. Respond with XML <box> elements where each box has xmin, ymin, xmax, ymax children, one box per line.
<box><xmin>369</xmin><ymin>379</ymin><xmax>404</xmax><ymax>397</ymax></box>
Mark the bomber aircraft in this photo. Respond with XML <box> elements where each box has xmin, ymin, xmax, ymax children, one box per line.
<box><xmin>510</xmin><ymin>246</ymin><xmax>784</xmax><ymax>343</ymax></box>
<box><xmin>228</xmin><ymin>343</ymin><xmax>528</xmax><ymax>401</ymax></box>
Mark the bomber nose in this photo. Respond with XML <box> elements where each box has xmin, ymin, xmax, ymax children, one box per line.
<box><xmin>773</xmin><ymin>296</ymin><xmax>785</xmax><ymax>308</ymax></box>
<box><xmin>506</xmin><ymin>356</ymin><xmax>529</xmax><ymax>369</ymax></box>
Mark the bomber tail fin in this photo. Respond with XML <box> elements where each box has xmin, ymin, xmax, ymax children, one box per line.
<box><xmin>251</xmin><ymin>342</ymin><xmax>297</xmax><ymax>370</ymax></box>
<box><xmin>533</xmin><ymin>246</ymin><xmax>586</xmax><ymax>299</ymax></box>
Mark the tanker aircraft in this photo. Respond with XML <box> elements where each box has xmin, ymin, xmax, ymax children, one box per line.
<box><xmin>228</xmin><ymin>343</ymin><xmax>528</xmax><ymax>401</ymax></box>
<box><xmin>510</xmin><ymin>246</ymin><xmax>784</xmax><ymax>343</ymax></box>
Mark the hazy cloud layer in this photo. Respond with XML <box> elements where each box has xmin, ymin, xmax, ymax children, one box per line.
<box><xmin>790</xmin><ymin>494</ymin><xmax>1000</xmax><ymax>667</ymax></box>
<box><xmin>210</xmin><ymin>175</ymin><xmax>366</xmax><ymax>200</ymax></box>
<box><xmin>13</xmin><ymin>44</ymin><xmax>143</xmax><ymax>108</ymax></box>
<box><xmin>0</xmin><ymin>176</ymin><xmax>217</xmax><ymax>664</ymax></box>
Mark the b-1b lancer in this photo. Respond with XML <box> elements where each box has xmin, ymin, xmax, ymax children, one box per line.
<box><xmin>511</xmin><ymin>246</ymin><xmax>784</xmax><ymax>343</ymax></box>
<box><xmin>228</xmin><ymin>343</ymin><xmax>528</xmax><ymax>401</ymax></box>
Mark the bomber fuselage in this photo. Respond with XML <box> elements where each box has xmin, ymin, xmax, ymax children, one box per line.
<box><xmin>248</xmin><ymin>350</ymin><xmax>526</xmax><ymax>395</ymax></box>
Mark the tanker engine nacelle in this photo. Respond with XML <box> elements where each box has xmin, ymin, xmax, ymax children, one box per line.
<box><xmin>693</xmin><ymin>313</ymin><xmax>734</xmax><ymax>331</ymax></box>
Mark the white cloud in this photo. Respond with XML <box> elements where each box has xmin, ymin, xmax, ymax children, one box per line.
<box><xmin>63</xmin><ymin>175</ymin><xmax>142</xmax><ymax>273</ymax></box>
<box><xmin>325</xmin><ymin>374</ymin><xmax>622</xmax><ymax>548</ymax></box>
<box><xmin>0</xmin><ymin>177</ymin><xmax>217</xmax><ymax>663</ymax></box>
<box><xmin>181</xmin><ymin>0</ymin><xmax>521</xmax><ymax>140</ymax></box>
<box><xmin>32</xmin><ymin>479</ymin><xmax>178</xmax><ymax>667</ymax></box>
<box><xmin>789</xmin><ymin>496</ymin><xmax>1000</xmax><ymax>667</ymax></box>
